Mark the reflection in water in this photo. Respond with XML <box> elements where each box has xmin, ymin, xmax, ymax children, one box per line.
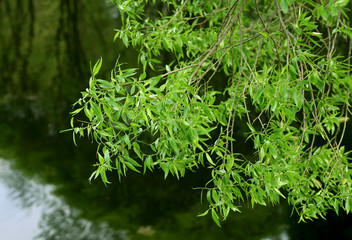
<box><xmin>0</xmin><ymin>0</ymin><xmax>121</xmax><ymax>134</ymax></box>
<box><xmin>37</xmin><ymin>203</ymin><xmax>128</xmax><ymax>240</ymax></box>
<box><xmin>0</xmin><ymin>160</ymin><xmax>41</xmax><ymax>240</ymax></box>
<box><xmin>0</xmin><ymin>158</ymin><xmax>128</xmax><ymax>240</ymax></box>
<box><xmin>261</xmin><ymin>232</ymin><xmax>289</xmax><ymax>240</ymax></box>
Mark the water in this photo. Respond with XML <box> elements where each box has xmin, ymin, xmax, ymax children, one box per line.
<box><xmin>0</xmin><ymin>159</ymin><xmax>42</xmax><ymax>239</ymax></box>
<box><xmin>0</xmin><ymin>158</ymin><xmax>129</xmax><ymax>240</ymax></box>
<box><xmin>0</xmin><ymin>130</ymin><xmax>290</xmax><ymax>240</ymax></box>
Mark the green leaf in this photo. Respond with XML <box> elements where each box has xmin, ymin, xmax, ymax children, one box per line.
<box><xmin>280</xmin><ymin>0</ymin><xmax>288</xmax><ymax>14</ymax></box>
<box><xmin>336</xmin><ymin>0</ymin><xmax>349</xmax><ymax>7</ymax></box>
<box><xmin>126</xmin><ymin>156</ymin><xmax>142</xmax><ymax>167</ymax></box>
<box><xmin>293</xmin><ymin>89</ymin><xmax>303</xmax><ymax>109</ymax></box>
<box><xmin>253</xmin><ymin>88</ymin><xmax>263</xmax><ymax>106</ymax></box>
<box><xmin>104</xmin><ymin>97</ymin><xmax>121</xmax><ymax>110</ymax></box>
<box><xmin>99</xmin><ymin>166</ymin><xmax>110</xmax><ymax>186</ymax></box>
<box><xmin>88</xmin><ymin>169</ymin><xmax>100</xmax><ymax>183</ymax></box>
<box><xmin>205</xmin><ymin>153</ymin><xmax>216</xmax><ymax>166</ymax></box>
<box><xmin>317</xmin><ymin>6</ymin><xmax>329</xmax><ymax>21</ymax></box>
<box><xmin>160</xmin><ymin>162</ymin><xmax>170</xmax><ymax>179</ymax></box>
<box><xmin>247</xmin><ymin>123</ymin><xmax>256</xmax><ymax>133</ymax></box>
<box><xmin>133</xmin><ymin>142</ymin><xmax>142</xmax><ymax>159</ymax></box>
<box><xmin>139</xmin><ymin>72</ymin><xmax>146</xmax><ymax>81</ymax></box>
<box><xmin>124</xmin><ymin>161</ymin><xmax>141</xmax><ymax>173</ymax></box>
<box><xmin>206</xmin><ymin>190</ymin><xmax>213</xmax><ymax>204</ymax></box>
<box><xmin>98</xmin><ymin>153</ymin><xmax>105</xmax><ymax>165</ymax></box>
<box><xmin>143</xmin><ymin>155</ymin><xmax>154</xmax><ymax>174</ymax></box>
<box><xmin>70</xmin><ymin>107</ymin><xmax>84</xmax><ymax>115</ymax></box>
<box><xmin>197</xmin><ymin>209</ymin><xmax>209</xmax><ymax>217</ymax></box>
<box><xmin>346</xmin><ymin>198</ymin><xmax>350</xmax><ymax>213</ymax></box>
<box><xmin>72</xmin><ymin>131</ymin><xmax>77</xmax><ymax>146</ymax></box>
<box><xmin>196</xmin><ymin>102</ymin><xmax>215</xmax><ymax>121</ymax></box>
<box><xmin>92</xmin><ymin>57</ymin><xmax>103</xmax><ymax>76</ymax></box>
<box><xmin>97</xmin><ymin>79</ymin><xmax>114</xmax><ymax>89</ymax></box>
<box><xmin>115</xmin><ymin>122</ymin><xmax>129</xmax><ymax>131</ymax></box>
<box><xmin>211</xmin><ymin>209</ymin><xmax>221</xmax><ymax>227</ymax></box>
<box><xmin>104</xmin><ymin>149</ymin><xmax>110</xmax><ymax>164</ymax></box>
<box><xmin>91</xmin><ymin>102</ymin><xmax>103</xmax><ymax>122</ymax></box>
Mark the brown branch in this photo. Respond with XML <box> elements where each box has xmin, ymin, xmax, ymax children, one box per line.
<box><xmin>161</xmin><ymin>64</ymin><xmax>198</xmax><ymax>78</ymax></box>
<box><xmin>162</xmin><ymin>0</ymin><xmax>190</xmax><ymax>29</ymax></box>
<box><xmin>188</xmin><ymin>0</ymin><xmax>248</xmax><ymax>85</ymax></box>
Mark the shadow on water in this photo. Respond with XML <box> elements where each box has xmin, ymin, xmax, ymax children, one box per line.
<box><xmin>1</xmin><ymin>0</ymin><xmax>352</xmax><ymax>239</ymax></box>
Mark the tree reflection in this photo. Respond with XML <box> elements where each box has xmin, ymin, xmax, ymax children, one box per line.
<box><xmin>0</xmin><ymin>158</ymin><xmax>46</xmax><ymax>209</ymax></box>
<box><xmin>36</xmin><ymin>200</ymin><xmax>129</xmax><ymax>240</ymax></box>
<box><xmin>0</xmin><ymin>0</ymin><xmax>35</xmax><ymax>94</ymax></box>
<box><xmin>0</xmin><ymin>0</ymin><xmax>120</xmax><ymax>132</ymax></box>
<box><xmin>0</xmin><ymin>158</ymin><xmax>129</xmax><ymax>240</ymax></box>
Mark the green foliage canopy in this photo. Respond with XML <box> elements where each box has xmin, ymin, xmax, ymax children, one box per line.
<box><xmin>69</xmin><ymin>0</ymin><xmax>352</xmax><ymax>225</ymax></box>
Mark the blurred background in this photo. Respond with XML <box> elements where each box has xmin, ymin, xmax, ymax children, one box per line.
<box><xmin>1</xmin><ymin>1</ymin><xmax>352</xmax><ymax>239</ymax></box>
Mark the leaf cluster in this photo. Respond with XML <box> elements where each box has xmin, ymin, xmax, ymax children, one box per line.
<box><xmin>68</xmin><ymin>0</ymin><xmax>352</xmax><ymax>225</ymax></box>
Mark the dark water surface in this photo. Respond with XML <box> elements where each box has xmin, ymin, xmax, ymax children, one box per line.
<box><xmin>0</xmin><ymin>117</ymin><xmax>290</xmax><ymax>240</ymax></box>
<box><xmin>1</xmin><ymin>1</ymin><xmax>352</xmax><ymax>240</ymax></box>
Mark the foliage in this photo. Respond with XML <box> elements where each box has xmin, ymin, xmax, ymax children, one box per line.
<box><xmin>69</xmin><ymin>0</ymin><xmax>352</xmax><ymax>225</ymax></box>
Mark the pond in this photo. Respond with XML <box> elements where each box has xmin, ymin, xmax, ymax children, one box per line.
<box><xmin>0</xmin><ymin>120</ymin><xmax>290</xmax><ymax>240</ymax></box>
<box><xmin>1</xmin><ymin>1</ymin><xmax>352</xmax><ymax>239</ymax></box>
<box><xmin>0</xmin><ymin>113</ymin><xmax>294</xmax><ymax>240</ymax></box>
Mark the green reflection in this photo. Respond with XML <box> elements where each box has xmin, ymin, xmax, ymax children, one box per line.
<box><xmin>0</xmin><ymin>0</ymin><xmax>121</xmax><ymax>131</ymax></box>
